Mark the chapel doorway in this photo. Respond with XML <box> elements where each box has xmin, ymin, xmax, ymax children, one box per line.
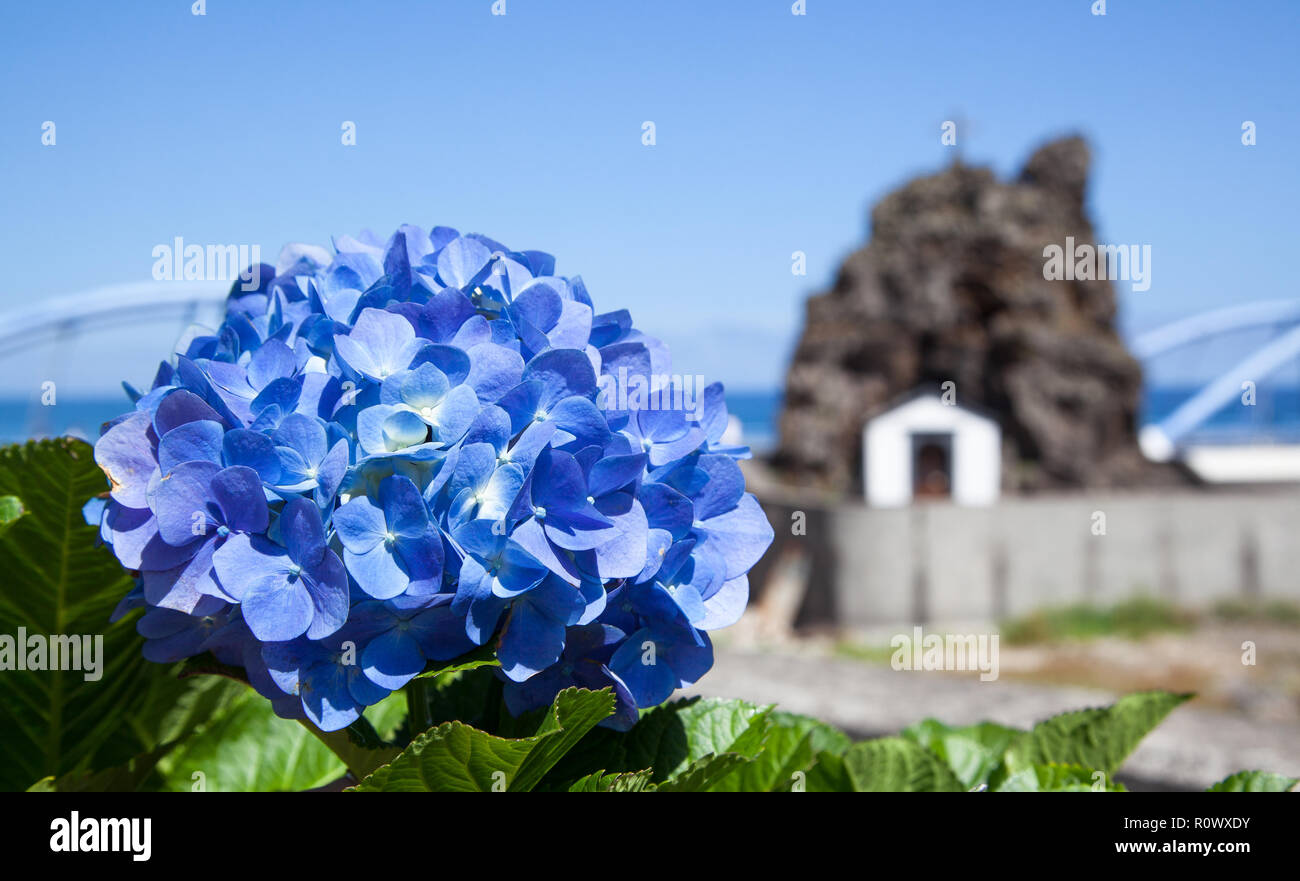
<box><xmin>911</xmin><ymin>432</ymin><xmax>953</xmax><ymax>500</ymax></box>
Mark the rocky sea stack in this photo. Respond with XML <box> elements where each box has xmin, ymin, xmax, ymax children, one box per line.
<box><xmin>773</xmin><ymin>136</ymin><xmax>1186</xmax><ymax>493</ymax></box>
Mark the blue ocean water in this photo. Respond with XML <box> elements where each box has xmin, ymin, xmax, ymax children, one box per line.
<box><xmin>1141</xmin><ymin>385</ymin><xmax>1300</xmax><ymax>443</ymax></box>
<box><xmin>724</xmin><ymin>390</ymin><xmax>782</xmax><ymax>451</ymax></box>
<box><xmin>2</xmin><ymin>386</ymin><xmax>1296</xmax><ymax>449</ymax></box>
<box><xmin>0</xmin><ymin>397</ymin><xmax>133</xmax><ymax>445</ymax></box>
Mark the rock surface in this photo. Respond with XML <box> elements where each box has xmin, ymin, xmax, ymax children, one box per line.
<box><xmin>773</xmin><ymin>136</ymin><xmax>1184</xmax><ymax>493</ymax></box>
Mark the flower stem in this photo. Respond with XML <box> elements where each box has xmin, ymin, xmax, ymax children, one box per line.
<box><xmin>406</xmin><ymin>679</ymin><xmax>431</xmax><ymax>739</ymax></box>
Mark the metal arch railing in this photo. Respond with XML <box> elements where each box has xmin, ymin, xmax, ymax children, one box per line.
<box><xmin>1133</xmin><ymin>300</ymin><xmax>1300</xmax><ymax>461</ymax></box>
<box><xmin>0</xmin><ymin>281</ymin><xmax>229</xmax><ymax>439</ymax></box>
<box><xmin>0</xmin><ymin>281</ymin><xmax>228</xmax><ymax>357</ymax></box>
<box><xmin>1130</xmin><ymin>300</ymin><xmax>1300</xmax><ymax>360</ymax></box>
<box><xmin>1139</xmin><ymin>324</ymin><xmax>1300</xmax><ymax>460</ymax></box>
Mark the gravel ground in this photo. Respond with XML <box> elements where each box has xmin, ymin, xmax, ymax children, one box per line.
<box><xmin>682</xmin><ymin>647</ymin><xmax>1300</xmax><ymax>791</ymax></box>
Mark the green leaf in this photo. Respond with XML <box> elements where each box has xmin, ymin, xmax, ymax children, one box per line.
<box><xmin>536</xmin><ymin>697</ymin><xmax>779</xmax><ymax>791</ymax></box>
<box><xmin>350</xmin><ymin>721</ymin><xmax>537</xmax><ymax>792</ymax></box>
<box><xmin>1002</xmin><ymin>691</ymin><xmax>1192</xmax><ymax>779</ymax></box>
<box><xmin>349</xmin><ymin>687</ymin><xmax>615</xmax><ymax>792</ymax></box>
<box><xmin>710</xmin><ymin>712</ymin><xmax>851</xmax><ymax>792</ymax></box>
<box><xmin>177</xmin><ymin>651</ymin><xmax>251</xmax><ymax>684</ymax></box>
<box><xmin>301</xmin><ymin>714</ymin><xmax>402</xmax><ymax>782</ymax></box>
<box><xmin>0</xmin><ymin>494</ymin><xmax>24</xmax><ymax>539</ymax></box>
<box><xmin>995</xmin><ymin>763</ymin><xmax>1126</xmax><ymax>792</ymax></box>
<box><xmin>803</xmin><ymin>750</ymin><xmax>850</xmax><ymax>791</ymax></box>
<box><xmin>143</xmin><ymin>667</ymin><xmax>248</xmax><ymax>748</ymax></box>
<box><xmin>531</xmin><ymin>725</ymin><xmax>630</xmax><ymax>790</ymax></box>
<box><xmin>364</xmin><ymin>691</ymin><xmax>409</xmax><ymax>743</ymax></box>
<box><xmin>414</xmin><ymin>644</ymin><xmax>500</xmax><ymax>679</ymax></box>
<box><xmin>157</xmin><ymin>686</ymin><xmax>349</xmax><ymax>791</ymax></box>
<box><xmin>28</xmin><ymin>666</ymin><xmax>253</xmax><ymax>791</ymax></box>
<box><xmin>656</xmin><ymin>753</ymin><xmax>754</xmax><ymax>792</ymax></box>
<box><xmin>390</xmin><ymin>644</ymin><xmax>503</xmax><ymax>741</ymax></box>
<box><xmin>0</xmin><ymin>439</ymin><xmax>192</xmax><ymax>791</ymax></box>
<box><xmin>176</xmin><ymin>652</ymin><xmax>401</xmax><ymax>781</ymax></box>
<box><xmin>511</xmin><ymin>687</ymin><xmax>617</xmax><ymax>791</ymax></box>
<box><xmin>903</xmin><ymin>719</ymin><xmax>1023</xmax><ymax>789</ymax></box>
<box><xmin>1206</xmin><ymin>771</ymin><xmax>1298</xmax><ymax>792</ymax></box>
<box><xmin>624</xmin><ymin>696</ymin><xmax>773</xmax><ymax>783</ymax></box>
<box><xmin>568</xmin><ymin>769</ymin><xmax>656</xmax><ymax>792</ymax></box>
<box><xmin>26</xmin><ymin>744</ymin><xmax>175</xmax><ymax>792</ymax></box>
<box><xmin>808</xmin><ymin>737</ymin><xmax>965</xmax><ymax>792</ymax></box>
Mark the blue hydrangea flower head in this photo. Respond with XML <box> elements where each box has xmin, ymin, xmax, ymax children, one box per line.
<box><xmin>92</xmin><ymin>224</ymin><xmax>774</xmax><ymax>731</ymax></box>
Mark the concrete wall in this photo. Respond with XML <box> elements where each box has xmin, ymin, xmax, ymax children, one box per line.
<box><xmin>750</xmin><ymin>488</ymin><xmax>1300</xmax><ymax>632</ymax></box>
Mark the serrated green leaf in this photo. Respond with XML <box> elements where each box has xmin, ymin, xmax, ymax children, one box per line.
<box><xmin>819</xmin><ymin>737</ymin><xmax>965</xmax><ymax>792</ymax></box>
<box><xmin>349</xmin><ymin>687</ymin><xmax>615</xmax><ymax>792</ymax></box>
<box><xmin>568</xmin><ymin>768</ymin><xmax>656</xmax><ymax>792</ymax></box>
<box><xmin>0</xmin><ymin>439</ymin><xmax>193</xmax><ymax>791</ymax></box>
<box><xmin>624</xmin><ymin>696</ymin><xmax>773</xmax><ymax>782</ymax></box>
<box><xmin>710</xmin><ymin>711</ymin><xmax>851</xmax><ymax>792</ymax></box>
<box><xmin>532</xmin><ymin>725</ymin><xmax>630</xmax><ymax>790</ymax></box>
<box><xmin>1002</xmin><ymin>691</ymin><xmax>1192</xmax><ymax>779</ymax></box>
<box><xmin>1206</xmin><ymin>771</ymin><xmax>1298</xmax><ymax>792</ymax></box>
<box><xmin>803</xmin><ymin>750</ymin><xmax>851</xmax><ymax>792</ymax></box>
<box><xmin>656</xmin><ymin>752</ymin><xmax>754</xmax><ymax>792</ymax></box>
<box><xmin>347</xmin><ymin>721</ymin><xmax>535</xmax><ymax>792</ymax></box>
<box><xmin>903</xmin><ymin>718</ymin><xmax>1023</xmax><ymax>789</ymax></box>
<box><xmin>995</xmin><ymin>763</ymin><xmax>1126</xmax><ymax>792</ymax></box>
<box><xmin>512</xmin><ymin>687</ymin><xmax>616</xmax><ymax>791</ymax></box>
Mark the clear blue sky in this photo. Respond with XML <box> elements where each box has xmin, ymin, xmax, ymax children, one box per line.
<box><xmin>1</xmin><ymin>0</ymin><xmax>1297</xmax><ymax>394</ymax></box>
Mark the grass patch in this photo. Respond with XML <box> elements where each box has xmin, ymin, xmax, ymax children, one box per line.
<box><xmin>1212</xmin><ymin>597</ymin><xmax>1300</xmax><ymax>627</ymax></box>
<box><xmin>1000</xmin><ymin>596</ymin><xmax>1195</xmax><ymax>646</ymax></box>
<box><xmin>833</xmin><ymin>641</ymin><xmax>899</xmax><ymax>665</ymax></box>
